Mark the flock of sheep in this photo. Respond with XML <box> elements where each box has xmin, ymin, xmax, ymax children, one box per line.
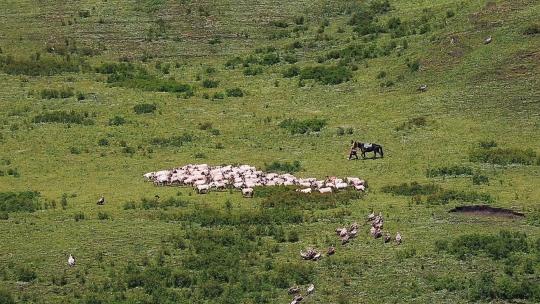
<box><xmin>143</xmin><ymin>164</ymin><xmax>367</xmax><ymax>196</ymax></box>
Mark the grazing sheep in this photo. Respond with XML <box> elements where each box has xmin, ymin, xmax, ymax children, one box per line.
<box><xmin>318</xmin><ymin>187</ymin><xmax>333</xmax><ymax>194</ymax></box>
<box><xmin>242</xmin><ymin>188</ymin><xmax>254</xmax><ymax>198</ymax></box>
<box><xmin>367</xmin><ymin>212</ymin><xmax>376</xmax><ymax>221</ymax></box>
<box><xmin>384</xmin><ymin>233</ymin><xmax>392</xmax><ymax>243</ymax></box>
<box><xmin>288</xmin><ymin>286</ymin><xmax>300</xmax><ymax>295</ymax></box>
<box><xmin>68</xmin><ymin>254</ymin><xmax>75</xmax><ymax>267</ymax></box>
<box><xmin>327</xmin><ymin>246</ymin><xmax>335</xmax><ymax>256</ymax></box>
<box><xmin>196</xmin><ymin>184</ymin><xmax>210</xmax><ymax>194</ymax></box>
<box><xmin>306</xmin><ymin>284</ymin><xmax>315</xmax><ymax>295</ymax></box>
<box><xmin>290</xmin><ymin>294</ymin><xmax>303</xmax><ymax>304</ymax></box>
<box><xmin>396</xmin><ymin>232</ymin><xmax>402</xmax><ymax>244</ymax></box>
<box><xmin>296</xmin><ymin>188</ymin><xmax>312</xmax><ymax>194</ymax></box>
<box><xmin>97</xmin><ymin>196</ymin><xmax>105</xmax><ymax>205</ymax></box>
<box><xmin>484</xmin><ymin>36</ymin><xmax>492</xmax><ymax>44</ymax></box>
<box><xmin>418</xmin><ymin>84</ymin><xmax>428</xmax><ymax>92</ymax></box>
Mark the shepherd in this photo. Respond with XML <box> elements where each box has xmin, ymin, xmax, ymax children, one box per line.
<box><xmin>348</xmin><ymin>140</ymin><xmax>359</xmax><ymax>160</ymax></box>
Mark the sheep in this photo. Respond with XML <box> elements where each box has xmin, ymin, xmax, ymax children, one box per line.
<box><xmin>290</xmin><ymin>295</ymin><xmax>303</xmax><ymax>304</ymax></box>
<box><xmin>306</xmin><ymin>284</ymin><xmax>314</xmax><ymax>295</ymax></box>
<box><xmin>288</xmin><ymin>286</ymin><xmax>300</xmax><ymax>295</ymax></box>
<box><xmin>97</xmin><ymin>196</ymin><xmax>105</xmax><ymax>205</ymax></box>
<box><xmin>354</xmin><ymin>184</ymin><xmax>366</xmax><ymax>191</ymax></box>
<box><xmin>318</xmin><ymin>187</ymin><xmax>332</xmax><ymax>194</ymax></box>
<box><xmin>484</xmin><ymin>36</ymin><xmax>492</xmax><ymax>44</ymax></box>
<box><xmin>68</xmin><ymin>254</ymin><xmax>75</xmax><ymax>267</ymax></box>
<box><xmin>196</xmin><ymin>184</ymin><xmax>210</xmax><ymax>194</ymax></box>
<box><xmin>296</xmin><ymin>188</ymin><xmax>312</xmax><ymax>194</ymax></box>
<box><xmin>335</xmin><ymin>182</ymin><xmax>348</xmax><ymax>190</ymax></box>
<box><xmin>395</xmin><ymin>232</ymin><xmax>402</xmax><ymax>244</ymax></box>
<box><xmin>418</xmin><ymin>84</ymin><xmax>428</xmax><ymax>92</ymax></box>
<box><xmin>327</xmin><ymin>246</ymin><xmax>335</xmax><ymax>256</ymax></box>
<box><xmin>242</xmin><ymin>188</ymin><xmax>254</xmax><ymax>198</ymax></box>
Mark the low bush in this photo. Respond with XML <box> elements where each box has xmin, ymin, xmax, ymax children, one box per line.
<box><xmin>40</xmin><ymin>87</ymin><xmax>74</xmax><ymax>99</ymax></box>
<box><xmin>0</xmin><ymin>54</ymin><xmax>84</xmax><ymax>76</ymax></box>
<box><xmin>212</xmin><ymin>92</ymin><xmax>225</xmax><ymax>100</ymax></box>
<box><xmin>523</xmin><ymin>23</ymin><xmax>540</xmax><ymax>35</ymax></box>
<box><xmin>202</xmin><ymin>79</ymin><xmax>219</xmax><ymax>88</ymax></box>
<box><xmin>279</xmin><ymin>118</ymin><xmax>327</xmax><ymax>134</ymax></box>
<box><xmin>269</xmin><ymin>20</ymin><xmax>288</xmax><ymax>28</ymax></box>
<box><xmin>16</xmin><ymin>266</ymin><xmax>37</xmax><ymax>282</ymax></box>
<box><xmin>396</xmin><ymin>116</ymin><xmax>427</xmax><ymax>131</ymax></box>
<box><xmin>0</xmin><ymin>288</ymin><xmax>15</xmax><ymax>304</ymax></box>
<box><xmin>133</xmin><ymin>103</ymin><xmax>156</xmax><ymax>114</ymax></box>
<box><xmin>426</xmin><ymin>189</ymin><xmax>493</xmax><ymax>205</ymax></box>
<box><xmin>0</xmin><ymin>212</ymin><xmax>8</xmax><ymax>220</ymax></box>
<box><xmin>382</xmin><ymin>182</ymin><xmax>440</xmax><ymax>196</ymax></box>
<box><xmin>33</xmin><ymin>110</ymin><xmax>91</xmax><ymax>125</ymax></box>
<box><xmin>469</xmin><ymin>146</ymin><xmax>539</xmax><ymax>166</ymax></box>
<box><xmin>264</xmin><ymin>160</ymin><xmax>302</xmax><ymax>173</ymax></box>
<box><xmin>74</xmin><ymin>212</ymin><xmax>85</xmax><ymax>221</ymax></box>
<box><xmin>426</xmin><ymin>165</ymin><xmax>473</xmax><ymax>178</ymax></box>
<box><xmin>479</xmin><ymin>140</ymin><xmax>497</xmax><ymax>149</ymax></box>
<box><xmin>243</xmin><ymin>66</ymin><xmax>263</xmax><ymax>76</ymax></box>
<box><xmin>108</xmin><ymin>115</ymin><xmax>126</xmax><ymax>126</ymax></box>
<box><xmin>300</xmin><ymin>65</ymin><xmax>352</xmax><ymax>85</ymax></box>
<box><xmin>441</xmin><ymin>230</ymin><xmax>529</xmax><ymax>260</ymax></box>
<box><xmin>283</xmin><ymin>65</ymin><xmax>300</xmax><ymax>78</ymax></box>
<box><xmin>0</xmin><ymin>191</ymin><xmax>40</xmax><ymax>213</ymax></box>
<box><xmin>226</xmin><ymin>87</ymin><xmax>244</xmax><ymax>97</ymax></box>
<box><xmin>150</xmin><ymin>134</ymin><xmax>193</xmax><ymax>147</ymax></box>
<box><xmin>97</xmin><ymin>211</ymin><xmax>110</xmax><ymax>220</ymax></box>
<box><xmin>69</xmin><ymin>146</ymin><xmax>81</xmax><ymax>154</ymax></box>
<box><xmin>472</xmin><ymin>174</ymin><xmax>489</xmax><ymax>185</ymax></box>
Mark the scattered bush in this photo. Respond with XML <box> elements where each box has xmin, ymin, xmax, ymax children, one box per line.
<box><xmin>0</xmin><ymin>54</ymin><xmax>83</xmax><ymax>76</ymax></box>
<box><xmin>0</xmin><ymin>191</ymin><xmax>40</xmax><ymax>213</ymax></box>
<box><xmin>33</xmin><ymin>110</ymin><xmax>91</xmax><ymax>124</ymax></box>
<box><xmin>382</xmin><ymin>182</ymin><xmax>440</xmax><ymax>196</ymax></box>
<box><xmin>0</xmin><ymin>288</ymin><xmax>15</xmax><ymax>304</ymax></box>
<box><xmin>225</xmin><ymin>87</ymin><xmax>243</xmax><ymax>97</ymax></box>
<box><xmin>300</xmin><ymin>65</ymin><xmax>352</xmax><ymax>85</ymax></box>
<box><xmin>244</xmin><ymin>66</ymin><xmax>263</xmax><ymax>76</ymax></box>
<box><xmin>441</xmin><ymin>230</ymin><xmax>529</xmax><ymax>260</ymax></box>
<box><xmin>426</xmin><ymin>165</ymin><xmax>473</xmax><ymax>178</ymax></box>
<box><xmin>472</xmin><ymin>174</ymin><xmax>489</xmax><ymax>185</ymax></box>
<box><xmin>69</xmin><ymin>146</ymin><xmax>81</xmax><ymax>154</ymax></box>
<box><xmin>407</xmin><ymin>59</ymin><xmax>421</xmax><ymax>72</ymax></box>
<box><xmin>97</xmin><ymin>211</ymin><xmax>110</xmax><ymax>220</ymax></box>
<box><xmin>150</xmin><ymin>133</ymin><xmax>193</xmax><ymax>148</ymax></box>
<box><xmin>133</xmin><ymin>103</ymin><xmax>156</xmax><ymax>114</ymax></box>
<box><xmin>283</xmin><ymin>65</ymin><xmax>300</xmax><ymax>78</ymax></box>
<box><xmin>108</xmin><ymin>115</ymin><xmax>126</xmax><ymax>126</ymax></box>
<box><xmin>0</xmin><ymin>212</ymin><xmax>8</xmax><ymax>220</ymax></box>
<box><xmin>395</xmin><ymin>116</ymin><xmax>427</xmax><ymax>131</ymax></box>
<box><xmin>202</xmin><ymin>79</ymin><xmax>219</xmax><ymax>88</ymax></box>
<box><xmin>470</xmin><ymin>146</ymin><xmax>539</xmax><ymax>166</ymax></box>
<box><xmin>269</xmin><ymin>20</ymin><xmax>288</xmax><ymax>28</ymax></box>
<box><xmin>264</xmin><ymin>160</ymin><xmax>302</xmax><ymax>173</ymax></box>
<box><xmin>523</xmin><ymin>23</ymin><xmax>540</xmax><ymax>35</ymax></box>
<box><xmin>479</xmin><ymin>140</ymin><xmax>497</xmax><ymax>149</ymax></box>
<box><xmin>426</xmin><ymin>189</ymin><xmax>493</xmax><ymax>205</ymax></box>
<box><xmin>279</xmin><ymin>118</ymin><xmax>327</xmax><ymax>134</ymax></box>
<box><xmin>212</xmin><ymin>92</ymin><xmax>225</xmax><ymax>100</ymax></box>
<box><xmin>16</xmin><ymin>266</ymin><xmax>37</xmax><ymax>282</ymax></box>
<box><xmin>74</xmin><ymin>212</ymin><xmax>85</xmax><ymax>221</ymax></box>
<box><xmin>40</xmin><ymin>87</ymin><xmax>74</xmax><ymax>99</ymax></box>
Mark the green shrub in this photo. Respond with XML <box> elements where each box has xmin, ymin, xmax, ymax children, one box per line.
<box><xmin>0</xmin><ymin>191</ymin><xmax>40</xmax><ymax>213</ymax></box>
<box><xmin>396</xmin><ymin>116</ymin><xmax>427</xmax><ymax>131</ymax></box>
<box><xmin>426</xmin><ymin>189</ymin><xmax>493</xmax><ymax>205</ymax></box>
<box><xmin>33</xmin><ymin>110</ymin><xmax>90</xmax><ymax>124</ymax></box>
<box><xmin>470</xmin><ymin>147</ymin><xmax>538</xmax><ymax>166</ymax></box>
<box><xmin>336</xmin><ymin>127</ymin><xmax>345</xmax><ymax>136</ymax></box>
<box><xmin>443</xmin><ymin>230</ymin><xmax>529</xmax><ymax>260</ymax></box>
<box><xmin>16</xmin><ymin>266</ymin><xmax>37</xmax><ymax>282</ymax></box>
<box><xmin>300</xmin><ymin>65</ymin><xmax>352</xmax><ymax>85</ymax></box>
<box><xmin>226</xmin><ymin>87</ymin><xmax>244</xmax><ymax>97</ymax></box>
<box><xmin>479</xmin><ymin>140</ymin><xmax>497</xmax><ymax>149</ymax></box>
<box><xmin>261</xmin><ymin>53</ymin><xmax>280</xmax><ymax>65</ymax></box>
<box><xmin>212</xmin><ymin>92</ymin><xmax>225</xmax><ymax>100</ymax></box>
<box><xmin>0</xmin><ymin>288</ymin><xmax>15</xmax><ymax>304</ymax></box>
<box><xmin>278</xmin><ymin>118</ymin><xmax>327</xmax><ymax>134</ymax></box>
<box><xmin>108</xmin><ymin>115</ymin><xmax>126</xmax><ymax>126</ymax></box>
<box><xmin>69</xmin><ymin>146</ymin><xmax>81</xmax><ymax>154</ymax></box>
<box><xmin>133</xmin><ymin>103</ymin><xmax>156</xmax><ymax>114</ymax></box>
<box><xmin>0</xmin><ymin>54</ymin><xmax>83</xmax><ymax>76</ymax></box>
<box><xmin>202</xmin><ymin>79</ymin><xmax>219</xmax><ymax>88</ymax></box>
<box><xmin>446</xmin><ymin>10</ymin><xmax>455</xmax><ymax>18</ymax></box>
<box><xmin>283</xmin><ymin>65</ymin><xmax>300</xmax><ymax>78</ymax></box>
<box><xmin>382</xmin><ymin>182</ymin><xmax>440</xmax><ymax>196</ymax></box>
<box><xmin>123</xmin><ymin>201</ymin><xmax>137</xmax><ymax>210</ymax></box>
<box><xmin>472</xmin><ymin>174</ymin><xmax>489</xmax><ymax>185</ymax></box>
<box><xmin>264</xmin><ymin>160</ymin><xmax>302</xmax><ymax>173</ymax></box>
<box><xmin>426</xmin><ymin>165</ymin><xmax>473</xmax><ymax>178</ymax></box>
<box><xmin>40</xmin><ymin>87</ymin><xmax>74</xmax><ymax>99</ymax></box>
<box><xmin>97</xmin><ymin>211</ymin><xmax>110</xmax><ymax>220</ymax></box>
<box><xmin>122</xmin><ymin>146</ymin><xmax>135</xmax><ymax>155</ymax></box>
<box><xmin>407</xmin><ymin>59</ymin><xmax>420</xmax><ymax>72</ymax></box>
<box><xmin>244</xmin><ymin>66</ymin><xmax>263</xmax><ymax>76</ymax></box>
<box><xmin>74</xmin><ymin>212</ymin><xmax>85</xmax><ymax>221</ymax></box>
<box><xmin>523</xmin><ymin>23</ymin><xmax>540</xmax><ymax>35</ymax></box>
<box><xmin>0</xmin><ymin>212</ymin><xmax>8</xmax><ymax>220</ymax></box>
<box><xmin>269</xmin><ymin>20</ymin><xmax>288</xmax><ymax>28</ymax></box>
<box><xmin>150</xmin><ymin>133</ymin><xmax>193</xmax><ymax>147</ymax></box>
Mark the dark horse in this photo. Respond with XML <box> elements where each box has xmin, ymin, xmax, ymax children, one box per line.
<box><xmin>352</xmin><ymin>141</ymin><xmax>384</xmax><ymax>159</ymax></box>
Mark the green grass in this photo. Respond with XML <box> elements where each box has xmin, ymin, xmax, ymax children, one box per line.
<box><xmin>0</xmin><ymin>0</ymin><xmax>539</xmax><ymax>302</ymax></box>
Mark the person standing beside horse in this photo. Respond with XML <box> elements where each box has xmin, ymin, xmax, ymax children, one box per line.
<box><xmin>348</xmin><ymin>140</ymin><xmax>359</xmax><ymax>160</ymax></box>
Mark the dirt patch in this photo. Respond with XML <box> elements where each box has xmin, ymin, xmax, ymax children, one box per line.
<box><xmin>449</xmin><ymin>205</ymin><xmax>525</xmax><ymax>218</ymax></box>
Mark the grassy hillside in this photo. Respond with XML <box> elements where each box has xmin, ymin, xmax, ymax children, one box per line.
<box><xmin>0</xmin><ymin>0</ymin><xmax>539</xmax><ymax>303</ymax></box>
